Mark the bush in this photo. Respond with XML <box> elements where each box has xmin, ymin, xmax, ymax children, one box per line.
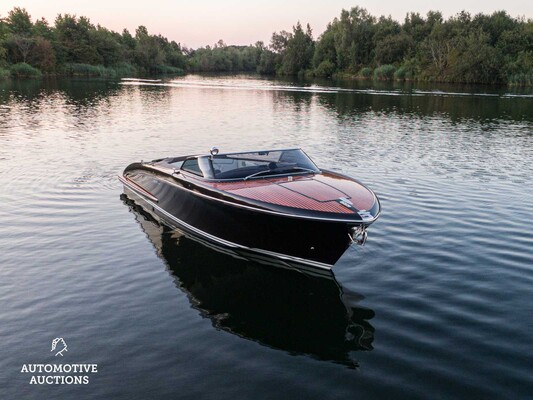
<box><xmin>64</xmin><ymin>63</ymin><xmax>117</xmax><ymax>78</ymax></box>
<box><xmin>10</xmin><ymin>63</ymin><xmax>42</xmax><ymax>78</ymax></box>
<box><xmin>314</xmin><ymin>60</ymin><xmax>336</xmax><ymax>77</ymax></box>
<box><xmin>153</xmin><ymin>65</ymin><xmax>185</xmax><ymax>75</ymax></box>
<box><xmin>0</xmin><ymin>68</ymin><xmax>10</xmax><ymax>80</ymax></box>
<box><xmin>394</xmin><ymin>66</ymin><xmax>414</xmax><ymax>81</ymax></box>
<box><xmin>359</xmin><ymin>67</ymin><xmax>373</xmax><ymax>78</ymax></box>
<box><xmin>508</xmin><ymin>73</ymin><xmax>533</xmax><ymax>86</ymax></box>
<box><xmin>373</xmin><ymin>64</ymin><xmax>396</xmax><ymax>80</ymax></box>
<box><xmin>114</xmin><ymin>63</ymin><xmax>137</xmax><ymax>77</ymax></box>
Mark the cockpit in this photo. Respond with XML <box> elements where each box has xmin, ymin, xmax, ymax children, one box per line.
<box><xmin>171</xmin><ymin>148</ymin><xmax>320</xmax><ymax>181</ymax></box>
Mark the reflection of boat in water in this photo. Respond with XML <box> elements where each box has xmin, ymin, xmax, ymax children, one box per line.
<box><xmin>121</xmin><ymin>194</ymin><xmax>375</xmax><ymax>367</ymax></box>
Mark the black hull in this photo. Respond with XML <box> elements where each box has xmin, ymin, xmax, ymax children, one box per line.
<box><xmin>121</xmin><ymin>177</ymin><xmax>359</xmax><ymax>268</ymax></box>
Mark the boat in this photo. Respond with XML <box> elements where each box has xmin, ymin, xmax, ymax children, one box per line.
<box><xmin>119</xmin><ymin>147</ymin><xmax>381</xmax><ymax>272</ymax></box>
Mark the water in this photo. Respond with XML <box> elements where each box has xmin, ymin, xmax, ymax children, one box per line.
<box><xmin>0</xmin><ymin>75</ymin><xmax>532</xmax><ymax>399</ymax></box>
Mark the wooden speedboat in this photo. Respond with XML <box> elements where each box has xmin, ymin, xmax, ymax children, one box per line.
<box><xmin>119</xmin><ymin>148</ymin><xmax>381</xmax><ymax>272</ymax></box>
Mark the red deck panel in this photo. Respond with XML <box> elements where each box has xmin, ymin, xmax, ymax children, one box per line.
<box><xmin>279</xmin><ymin>179</ymin><xmax>346</xmax><ymax>201</ymax></box>
<box><xmin>229</xmin><ymin>184</ymin><xmax>353</xmax><ymax>213</ymax></box>
<box><xmin>202</xmin><ymin>171</ymin><xmax>375</xmax><ymax>214</ymax></box>
<box><xmin>314</xmin><ymin>174</ymin><xmax>376</xmax><ymax>211</ymax></box>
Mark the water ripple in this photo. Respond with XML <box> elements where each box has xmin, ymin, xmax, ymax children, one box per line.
<box><xmin>0</xmin><ymin>76</ymin><xmax>532</xmax><ymax>399</ymax></box>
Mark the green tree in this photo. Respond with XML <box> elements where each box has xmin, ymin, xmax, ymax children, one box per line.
<box><xmin>418</xmin><ymin>19</ymin><xmax>456</xmax><ymax>78</ymax></box>
<box><xmin>55</xmin><ymin>14</ymin><xmax>101</xmax><ymax>64</ymax></box>
<box><xmin>0</xmin><ymin>5</ymin><xmax>530</xmax><ymax>85</ymax></box>
<box><xmin>313</xmin><ymin>27</ymin><xmax>336</xmax><ymax>70</ymax></box>
<box><xmin>257</xmin><ymin>50</ymin><xmax>277</xmax><ymax>74</ymax></box>
<box><xmin>0</xmin><ymin>18</ymin><xmax>9</xmax><ymax>66</ymax></box>
<box><xmin>120</xmin><ymin>29</ymin><xmax>136</xmax><ymax>63</ymax></box>
<box><xmin>450</xmin><ymin>29</ymin><xmax>503</xmax><ymax>83</ymax></box>
<box><xmin>373</xmin><ymin>16</ymin><xmax>412</xmax><ymax>65</ymax></box>
<box><xmin>403</xmin><ymin>13</ymin><xmax>430</xmax><ymax>43</ymax></box>
<box><xmin>134</xmin><ymin>25</ymin><xmax>164</xmax><ymax>72</ymax></box>
<box><xmin>278</xmin><ymin>22</ymin><xmax>314</xmax><ymax>75</ymax></box>
<box><xmin>473</xmin><ymin>10</ymin><xmax>518</xmax><ymax>46</ymax></box>
<box><xmin>333</xmin><ymin>7</ymin><xmax>376</xmax><ymax>71</ymax></box>
<box><xmin>375</xmin><ymin>33</ymin><xmax>413</xmax><ymax>65</ymax></box>
<box><xmin>91</xmin><ymin>26</ymin><xmax>123</xmax><ymax>66</ymax></box>
<box><xmin>270</xmin><ymin>30</ymin><xmax>290</xmax><ymax>54</ymax></box>
<box><xmin>33</xmin><ymin>18</ymin><xmax>54</xmax><ymax>40</ymax></box>
<box><xmin>7</xmin><ymin>7</ymin><xmax>33</xmax><ymax>35</ymax></box>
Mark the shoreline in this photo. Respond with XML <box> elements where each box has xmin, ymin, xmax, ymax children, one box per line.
<box><xmin>1</xmin><ymin>69</ymin><xmax>531</xmax><ymax>88</ymax></box>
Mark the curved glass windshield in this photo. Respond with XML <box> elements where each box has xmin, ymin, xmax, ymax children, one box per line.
<box><xmin>210</xmin><ymin>149</ymin><xmax>319</xmax><ymax>180</ymax></box>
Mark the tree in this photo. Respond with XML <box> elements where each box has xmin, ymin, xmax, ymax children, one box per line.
<box><xmin>7</xmin><ymin>7</ymin><xmax>33</xmax><ymax>35</ymax></box>
<box><xmin>134</xmin><ymin>25</ymin><xmax>165</xmax><ymax>72</ymax></box>
<box><xmin>270</xmin><ymin>30</ymin><xmax>291</xmax><ymax>54</ymax></box>
<box><xmin>55</xmin><ymin>14</ymin><xmax>101</xmax><ymax>64</ymax></box>
<box><xmin>418</xmin><ymin>19</ymin><xmax>456</xmax><ymax>78</ymax></box>
<box><xmin>33</xmin><ymin>18</ymin><xmax>54</xmax><ymax>40</ymax></box>
<box><xmin>29</xmin><ymin>37</ymin><xmax>56</xmax><ymax>72</ymax></box>
<box><xmin>257</xmin><ymin>50</ymin><xmax>276</xmax><ymax>74</ymax></box>
<box><xmin>450</xmin><ymin>29</ymin><xmax>503</xmax><ymax>83</ymax></box>
<box><xmin>278</xmin><ymin>22</ymin><xmax>314</xmax><ymax>75</ymax></box>
<box><xmin>374</xmin><ymin>15</ymin><xmax>411</xmax><ymax>65</ymax></box>
<box><xmin>333</xmin><ymin>7</ymin><xmax>376</xmax><ymax>71</ymax></box>
<box><xmin>10</xmin><ymin>34</ymin><xmax>34</xmax><ymax>63</ymax></box>
<box><xmin>91</xmin><ymin>26</ymin><xmax>123</xmax><ymax>66</ymax></box>
<box><xmin>403</xmin><ymin>13</ymin><xmax>430</xmax><ymax>43</ymax></box>
<box><xmin>473</xmin><ymin>11</ymin><xmax>517</xmax><ymax>46</ymax></box>
<box><xmin>375</xmin><ymin>34</ymin><xmax>413</xmax><ymax>65</ymax></box>
<box><xmin>313</xmin><ymin>26</ymin><xmax>336</xmax><ymax>70</ymax></box>
<box><xmin>0</xmin><ymin>5</ymin><xmax>530</xmax><ymax>84</ymax></box>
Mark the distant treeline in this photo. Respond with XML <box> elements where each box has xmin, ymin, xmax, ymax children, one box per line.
<box><xmin>0</xmin><ymin>7</ymin><xmax>531</xmax><ymax>85</ymax></box>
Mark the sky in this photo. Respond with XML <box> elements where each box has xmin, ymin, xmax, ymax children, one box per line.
<box><xmin>1</xmin><ymin>0</ymin><xmax>531</xmax><ymax>48</ymax></box>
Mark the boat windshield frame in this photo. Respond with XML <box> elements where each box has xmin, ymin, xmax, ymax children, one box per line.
<box><xmin>180</xmin><ymin>148</ymin><xmax>321</xmax><ymax>182</ymax></box>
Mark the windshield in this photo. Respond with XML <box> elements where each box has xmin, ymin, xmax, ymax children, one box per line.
<box><xmin>210</xmin><ymin>149</ymin><xmax>319</xmax><ymax>180</ymax></box>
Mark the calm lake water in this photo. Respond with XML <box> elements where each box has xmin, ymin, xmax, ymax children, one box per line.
<box><xmin>0</xmin><ymin>75</ymin><xmax>532</xmax><ymax>399</ymax></box>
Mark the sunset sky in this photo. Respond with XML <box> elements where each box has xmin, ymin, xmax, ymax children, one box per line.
<box><xmin>1</xmin><ymin>1</ymin><xmax>531</xmax><ymax>48</ymax></box>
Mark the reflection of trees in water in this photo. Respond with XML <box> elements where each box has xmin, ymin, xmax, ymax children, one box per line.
<box><xmin>122</xmin><ymin>194</ymin><xmax>375</xmax><ymax>368</ymax></box>
<box><xmin>0</xmin><ymin>78</ymin><xmax>120</xmax><ymax>127</ymax></box>
<box><xmin>269</xmin><ymin>77</ymin><xmax>531</xmax><ymax>122</ymax></box>
<box><xmin>0</xmin><ymin>79</ymin><xmax>177</xmax><ymax>131</ymax></box>
<box><xmin>272</xmin><ymin>90</ymin><xmax>313</xmax><ymax>113</ymax></box>
<box><xmin>319</xmin><ymin>90</ymin><xmax>532</xmax><ymax>122</ymax></box>
<box><xmin>0</xmin><ymin>78</ymin><xmax>169</xmax><ymax>109</ymax></box>
<box><xmin>0</xmin><ymin>78</ymin><xmax>120</xmax><ymax>104</ymax></box>
<box><xmin>1</xmin><ymin>77</ymin><xmax>530</xmax><ymax>123</ymax></box>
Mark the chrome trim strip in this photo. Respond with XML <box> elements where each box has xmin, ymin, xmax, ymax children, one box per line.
<box><xmin>121</xmin><ymin>179</ymin><xmax>333</xmax><ymax>270</ymax></box>
<box><xmin>210</xmin><ymin>147</ymin><xmax>301</xmax><ymax>157</ymax></box>
<box><xmin>188</xmin><ymin>169</ymin><xmax>319</xmax><ymax>183</ymax></box>
<box><xmin>118</xmin><ymin>175</ymin><xmax>158</xmax><ymax>202</ymax></box>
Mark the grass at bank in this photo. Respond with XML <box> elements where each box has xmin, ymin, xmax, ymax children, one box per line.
<box><xmin>0</xmin><ymin>63</ymin><xmax>185</xmax><ymax>80</ymax></box>
<box><xmin>62</xmin><ymin>63</ymin><xmax>184</xmax><ymax>78</ymax></box>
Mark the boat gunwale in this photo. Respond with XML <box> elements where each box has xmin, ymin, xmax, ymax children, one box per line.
<box><xmin>121</xmin><ymin>164</ymin><xmax>381</xmax><ymax>224</ymax></box>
